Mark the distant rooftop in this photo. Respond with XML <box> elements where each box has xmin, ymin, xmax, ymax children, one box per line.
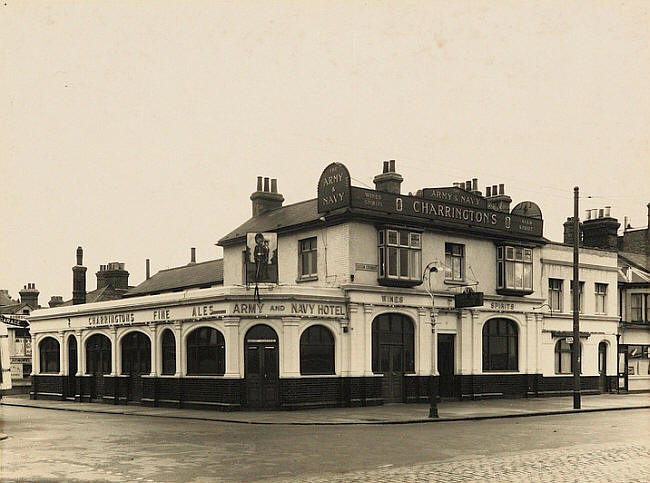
<box><xmin>126</xmin><ymin>259</ymin><xmax>223</xmax><ymax>296</ymax></box>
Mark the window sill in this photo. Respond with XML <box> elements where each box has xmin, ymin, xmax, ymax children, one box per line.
<box><xmin>296</xmin><ymin>275</ymin><xmax>318</xmax><ymax>283</ymax></box>
<box><xmin>378</xmin><ymin>277</ymin><xmax>422</xmax><ymax>288</ymax></box>
<box><xmin>481</xmin><ymin>370</ymin><xmax>519</xmax><ymax>373</ymax></box>
<box><xmin>299</xmin><ymin>373</ymin><xmax>337</xmax><ymax>378</ymax></box>
<box><xmin>444</xmin><ymin>279</ymin><xmax>466</xmax><ymax>286</ymax></box>
<box><xmin>496</xmin><ymin>288</ymin><xmax>534</xmax><ymax>296</ymax></box>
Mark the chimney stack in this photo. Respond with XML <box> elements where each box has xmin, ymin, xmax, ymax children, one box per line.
<box><xmin>72</xmin><ymin>246</ymin><xmax>87</xmax><ymax>305</ymax></box>
<box><xmin>19</xmin><ymin>283</ymin><xmax>39</xmax><ymax>309</ymax></box>
<box><xmin>189</xmin><ymin>247</ymin><xmax>197</xmax><ymax>265</ymax></box>
<box><xmin>373</xmin><ymin>160</ymin><xmax>403</xmax><ymax>194</ymax></box>
<box><xmin>251</xmin><ymin>176</ymin><xmax>284</xmax><ymax>217</ymax></box>
<box><xmin>48</xmin><ymin>296</ymin><xmax>64</xmax><ymax>308</ymax></box>
<box><xmin>563</xmin><ymin>217</ymin><xmax>582</xmax><ymax>245</ymax></box>
<box><xmin>145</xmin><ymin>259</ymin><xmax>151</xmax><ymax>280</ymax></box>
<box><xmin>96</xmin><ymin>262</ymin><xmax>129</xmax><ymax>290</ymax></box>
<box><xmin>485</xmin><ymin>183</ymin><xmax>512</xmax><ymax>213</ymax></box>
<box><xmin>582</xmin><ymin>207</ymin><xmax>620</xmax><ymax>250</ymax></box>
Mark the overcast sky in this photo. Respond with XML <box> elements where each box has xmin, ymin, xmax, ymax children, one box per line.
<box><xmin>1</xmin><ymin>1</ymin><xmax>648</xmax><ymax>305</ymax></box>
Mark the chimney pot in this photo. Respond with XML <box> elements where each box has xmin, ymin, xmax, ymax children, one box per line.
<box><xmin>389</xmin><ymin>160</ymin><xmax>396</xmax><ymax>172</ymax></box>
<box><xmin>256</xmin><ymin>176</ymin><xmax>263</xmax><ymax>191</ymax></box>
<box><xmin>271</xmin><ymin>178</ymin><xmax>277</xmax><ymax>193</ymax></box>
<box><xmin>263</xmin><ymin>177</ymin><xmax>270</xmax><ymax>192</ymax></box>
<box><xmin>76</xmin><ymin>246</ymin><xmax>83</xmax><ymax>266</ymax></box>
<box><xmin>145</xmin><ymin>259</ymin><xmax>151</xmax><ymax>280</ymax></box>
<box><xmin>599</xmin><ymin>208</ymin><xmax>604</xmax><ymax>218</ymax></box>
<box><xmin>383</xmin><ymin>161</ymin><xmax>389</xmax><ymax>173</ymax></box>
<box><xmin>472</xmin><ymin>178</ymin><xmax>478</xmax><ymax>191</ymax></box>
<box><xmin>499</xmin><ymin>184</ymin><xmax>505</xmax><ymax>195</ymax></box>
<box><xmin>190</xmin><ymin>247</ymin><xmax>196</xmax><ymax>264</ymax></box>
<box><xmin>604</xmin><ymin>206</ymin><xmax>611</xmax><ymax>217</ymax></box>
<box><xmin>486</xmin><ymin>186</ymin><xmax>492</xmax><ymax>197</ymax></box>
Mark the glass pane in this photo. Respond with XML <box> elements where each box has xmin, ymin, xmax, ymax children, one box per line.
<box><xmin>264</xmin><ymin>348</ymin><xmax>277</xmax><ymax>377</ymax></box>
<box><xmin>392</xmin><ymin>347</ymin><xmax>403</xmax><ymax>372</ymax></box>
<box><xmin>410</xmin><ymin>233</ymin><xmax>421</xmax><ymax>248</ymax></box>
<box><xmin>453</xmin><ymin>257</ymin><xmax>462</xmax><ymax>280</ymax></box>
<box><xmin>388</xmin><ymin>247</ymin><xmax>398</xmax><ymax>276</ymax></box>
<box><xmin>400</xmin><ymin>248</ymin><xmax>409</xmax><ymax>277</ymax></box>
<box><xmin>506</xmin><ymin>262</ymin><xmax>515</xmax><ymax>288</ymax></box>
<box><xmin>378</xmin><ymin>230</ymin><xmax>384</xmax><ymax>245</ymax></box>
<box><xmin>515</xmin><ymin>262</ymin><xmax>523</xmax><ymax>289</ymax></box>
<box><xmin>399</xmin><ymin>230</ymin><xmax>409</xmax><ymax>246</ymax></box>
<box><xmin>506</xmin><ymin>246</ymin><xmax>514</xmax><ymax>260</ymax></box>
<box><xmin>411</xmin><ymin>250</ymin><xmax>421</xmax><ymax>279</ymax></box>
<box><xmin>523</xmin><ymin>264</ymin><xmax>532</xmax><ymax>290</ymax></box>
<box><xmin>380</xmin><ymin>345</ymin><xmax>390</xmax><ymax>372</ymax></box>
<box><xmin>379</xmin><ymin>247</ymin><xmax>385</xmax><ymax>276</ymax></box>
<box><xmin>497</xmin><ymin>246</ymin><xmax>503</xmax><ymax>260</ymax></box>
<box><xmin>445</xmin><ymin>254</ymin><xmax>453</xmax><ymax>278</ymax></box>
<box><xmin>387</xmin><ymin>230</ymin><xmax>398</xmax><ymax>245</ymax></box>
<box><xmin>523</xmin><ymin>249</ymin><xmax>532</xmax><ymax>262</ymax></box>
<box><xmin>497</xmin><ymin>261</ymin><xmax>504</xmax><ymax>288</ymax></box>
<box><xmin>515</xmin><ymin>247</ymin><xmax>523</xmax><ymax>261</ymax></box>
<box><xmin>247</xmin><ymin>347</ymin><xmax>260</xmax><ymax>374</ymax></box>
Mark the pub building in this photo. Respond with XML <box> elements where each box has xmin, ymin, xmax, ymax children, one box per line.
<box><xmin>27</xmin><ymin>162</ymin><xmax>619</xmax><ymax>410</ymax></box>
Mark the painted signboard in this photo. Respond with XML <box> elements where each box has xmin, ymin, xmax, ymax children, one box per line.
<box><xmin>317</xmin><ymin>162</ymin><xmax>352</xmax><ymax>213</ymax></box>
<box><xmin>455</xmin><ymin>291</ymin><xmax>484</xmax><ymax>309</ymax></box>
<box><xmin>350</xmin><ymin>187</ymin><xmax>543</xmax><ymax>238</ymax></box>
<box><xmin>245</xmin><ymin>232</ymin><xmax>278</xmax><ymax>284</ymax></box>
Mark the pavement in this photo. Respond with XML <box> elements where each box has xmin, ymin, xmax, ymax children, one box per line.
<box><xmin>1</xmin><ymin>392</ymin><xmax>649</xmax><ymax>425</ymax></box>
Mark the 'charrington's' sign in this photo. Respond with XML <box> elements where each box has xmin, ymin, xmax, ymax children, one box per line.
<box><xmin>316</xmin><ymin>162</ymin><xmax>542</xmax><ymax>238</ymax></box>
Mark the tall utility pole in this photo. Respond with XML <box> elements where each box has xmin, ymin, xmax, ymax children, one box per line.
<box><xmin>573</xmin><ymin>186</ymin><xmax>581</xmax><ymax>409</ymax></box>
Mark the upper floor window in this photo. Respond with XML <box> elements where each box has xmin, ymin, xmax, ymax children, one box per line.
<box><xmin>445</xmin><ymin>243</ymin><xmax>465</xmax><ymax>282</ymax></box>
<box><xmin>548</xmin><ymin>278</ymin><xmax>563</xmax><ymax>312</ymax></box>
<box><xmin>630</xmin><ymin>294</ymin><xmax>647</xmax><ymax>322</ymax></box>
<box><xmin>496</xmin><ymin>246</ymin><xmax>533</xmax><ymax>295</ymax></box>
<box><xmin>594</xmin><ymin>283</ymin><xmax>607</xmax><ymax>314</ymax></box>
<box><xmin>378</xmin><ymin>229</ymin><xmax>422</xmax><ymax>287</ymax></box>
<box><xmin>298</xmin><ymin>237</ymin><xmax>318</xmax><ymax>280</ymax></box>
<box><xmin>570</xmin><ymin>281</ymin><xmax>585</xmax><ymax>313</ymax></box>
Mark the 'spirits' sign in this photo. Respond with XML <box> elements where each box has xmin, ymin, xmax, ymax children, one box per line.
<box><xmin>317</xmin><ymin>162</ymin><xmax>351</xmax><ymax>213</ymax></box>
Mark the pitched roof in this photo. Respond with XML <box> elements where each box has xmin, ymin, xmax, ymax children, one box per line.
<box><xmin>218</xmin><ymin>199</ymin><xmax>319</xmax><ymax>245</ymax></box>
<box><xmin>126</xmin><ymin>259</ymin><xmax>223</xmax><ymax>296</ymax></box>
<box><xmin>619</xmin><ymin>251</ymin><xmax>650</xmax><ymax>272</ymax></box>
<box><xmin>0</xmin><ymin>290</ymin><xmax>16</xmax><ymax>306</ymax></box>
<box><xmin>58</xmin><ymin>285</ymin><xmax>128</xmax><ymax>307</ymax></box>
<box><xmin>0</xmin><ymin>302</ymin><xmax>30</xmax><ymax>315</ymax></box>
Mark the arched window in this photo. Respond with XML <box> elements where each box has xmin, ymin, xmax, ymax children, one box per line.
<box><xmin>482</xmin><ymin>319</ymin><xmax>518</xmax><ymax>371</ymax></box>
<box><xmin>555</xmin><ymin>339</ymin><xmax>582</xmax><ymax>374</ymax></box>
<box><xmin>86</xmin><ymin>334</ymin><xmax>112</xmax><ymax>375</ymax></box>
<box><xmin>372</xmin><ymin>313</ymin><xmax>415</xmax><ymax>374</ymax></box>
<box><xmin>121</xmin><ymin>332</ymin><xmax>151</xmax><ymax>375</ymax></box>
<box><xmin>300</xmin><ymin>325</ymin><xmax>335</xmax><ymax>375</ymax></box>
<box><xmin>161</xmin><ymin>329</ymin><xmax>176</xmax><ymax>375</ymax></box>
<box><xmin>39</xmin><ymin>337</ymin><xmax>60</xmax><ymax>374</ymax></box>
<box><xmin>186</xmin><ymin>327</ymin><xmax>225</xmax><ymax>375</ymax></box>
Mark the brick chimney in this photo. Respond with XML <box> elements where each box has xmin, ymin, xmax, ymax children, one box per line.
<box><xmin>48</xmin><ymin>296</ymin><xmax>64</xmax><ymax>308</ymax></box>
<box><xmin>486</xmin><ymin>183</ymin><xmax>512</xmax><ymax>213</ymax></box>
<box><xmin>373</xmin><ymin>160</ymin><xmax>403</xmax><ymax>194</ymax></box>
<box><xmin>188</xmin><ymin>247</ymin><xmax>197</xmax><ymax>265</ymax></box>
<box><xmin>250</xmin><ymin>177</ymin><xmax>284</xmax><ymax>217</ymax></box>
<box><xmin>96</xmin><ymin>262</ymin><xmax>129</xmax><ymax>290</ymax></box>
<box><xmin>582</xmin><ymin>206</ymin><xmax>620</xmax><ymax>250</ymax></box>
<box><xmin>19</xmin><ymin>283</ymin><xmax>39</xmax><ymax>309</ymax></box>
<box><xmin>72</xmin><ymin>246</ymin><xmax>87</xmax><ymax>305</ymax></box>
<box><xmin>563</xmin><ymin>217</ymin><xmax>582</xmax><ymax>245</ymax></box>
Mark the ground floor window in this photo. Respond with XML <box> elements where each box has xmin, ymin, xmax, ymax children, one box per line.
<box><xmin>554</xmin><ymin>338</ymin><xmax>582</xmax><ymax>374</ymax></box>
<box><xmin>161</xmin><ymin>329</ymin><xmax>176</xmax><ymax>375</ymax></box>
<box><xmin>300</xmin><ymin>325</ymin><xmax>334</xmax><ymax>375</ymax></box>
<box><xmin>86</xmin><ymin>334</ymin><xmax>111</xmax><ymax>374</ymax></box>
<box><xmin>625</xmin><ymin>345</ymin><xmax>650</xmax><ymax>376</ymax></box>
<box><xmin>121</xmin><ymin>331</ymin><xmax>151</xmax><ymax>375</ymax></box>
<box><xmin>482</xmin><ymin>318</ymin><xmax>518</xmax><ymax>371</ymax></box>
<box><xmin>39</xmin><ymin>337</ymin><xmax>60</xmax><ymax>374</ymax></box>
<box><xmin>186</xmin><ymin>327</ymin><xmax>225</xmax><ymax>375</ymax></box>
<box><xmin>372</xmin><ymin>313</ymin><xmax>415</xmax><ymax>374</ymax></box>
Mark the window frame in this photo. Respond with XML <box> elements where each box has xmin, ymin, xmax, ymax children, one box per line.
<box><xmin>298</xmin><ymin>237</ymin><xmax>318</xmax><ymax>281</ymax></box>
<box><xmin>377</xmin><ymin>228</ymin><xmax>422</xmax><ymax>287</ymax></box>
<box><xmin>496</xmin><ymin>245</ymin><xmax>533</xmax><ymax>295</ymax></box>
<box><xmin>570</xmin><ymin>280</ymin><xmax>585</xmax><ymax>313</ymax></box>
<box><xmin>300</xmin><ymin>325</ymin><xmax>335</xmax><ymax>375</ymax></box>
<box><xmin>445</xmin><ymin>243</ymin><xmax>465</xmax><ymax>282</ymax></box>
<box><xmin>39</xmin><ymin>337</ymin><xmax>60</xmax><ymax>374</ymax></box>
<box><xmin>548</xmin><ymin>278</ymin><xmax>563</xmax><ymax>312</ymax></box>
<box><xmin>86</xmin><ymin>334</ymin><xmax>112</xmax><ymax>375</ymax></box>
<box><xmin>186</xmin><ymin>326</ymin><xmax>225</xmax><ymax>376</ymax></box>
<box><xmin>630</xmin><ymin>293</ymin><xmax>644</xmax><ymax>322</ymax></box>
<box><xmin>594</xmin><ymin>283</ymin><xmax>607</xmax><ymax>314</ymax></box>
<box><xmin>482</xmin><ymin>319</ymin><xmax>519</xmax><ymax>372</ymax></box>
<box><xmin>554</xmin><ymin>338</ymin><xmax>582</xmax><ymax>374</ymax></box>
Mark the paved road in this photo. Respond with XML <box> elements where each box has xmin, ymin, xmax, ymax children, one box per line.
<box><xmin>1</xmin><ymin>405</ymin><xmax>648</xmax><ymax>482</ymax></box>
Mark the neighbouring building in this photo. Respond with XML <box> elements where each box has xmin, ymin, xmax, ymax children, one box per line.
<box><xmin>0</xmin><ymin>317</ymin><xmax>11</xmax><ymax>396</ymax></box>
<box><xmin>27</xmin><ymin>162</ymin><xmax>619</xmax><ymax>409</ymax></box>
<box><xmin>0</xmin><ymin>285</ymin><xmax>39</xmax><ymax>384</ymax></box>
<box><xmin>615</xmin><ymin>204</ymin><xmax>650</xmax><ymax>392</ymax></box>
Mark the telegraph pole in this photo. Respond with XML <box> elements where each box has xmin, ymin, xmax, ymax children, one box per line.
<box><xmin>573</xmin><ymin>186</ymin><xmax>581</xmax><ymax>409</ymax></box>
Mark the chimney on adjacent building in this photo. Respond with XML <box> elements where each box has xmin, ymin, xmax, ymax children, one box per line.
<box><xmin>19</xmin><ymin>283</ymin><xmax>39</xmax><ymax>309</ymax></box>
<box><xmin>96</xmin><ymin>262</ymin><xmax>129</xmax><ymax>290</ymax></box>
<box><xmin>145</xmin><ymin>259</ymin><xmax>151</xmax><ymax>280</ymax></box>
<box><xmin>48</xmin><ymin>296</ymin><xmax>64</xmax><ymax>308</ymax></box>
<box><xmin>373</xmin><ymin>160</ymin><xmax>403</xmax><ymax>194</ymax></box>
<box><xmin>485</xmin><ymin>183</ymin><xmax>512</xmax><ymax>213</ymax></box>
<box><xmin>563</xmin><ymin>217</ymin><xmax>582</xmax><ymax>245</ymax></box>
<box><xmin>582</xmin><ymin>206</ymin><xmax>620</xmax><ymax>250</ymax></box>
<box><xmin>251</xmin><ymin>176</ymin><xmax>284</xmax><ymax>217</ymax></box>
<box><xmin>72</xmin><ymin>246</ymin><xmax>87</xmax><ymax>305</ymax></box>
<box><xmin>189</xmin><ymin>247</ymin><xmax>197</xmax><ymax>265</ymax></box>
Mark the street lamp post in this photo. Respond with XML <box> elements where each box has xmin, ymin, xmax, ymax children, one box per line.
<box><xmin>423</xmin><ymin>262</ymin><xmax>440</xmax><ymax>418</ymax></box>
<box><xmin>573</xmin><ymin>186</ymin><xmax>581</xmax><ymax>409</ymax></box>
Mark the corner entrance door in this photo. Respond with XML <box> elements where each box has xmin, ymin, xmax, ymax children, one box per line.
<box><xmin>598</xmin><ymin>342</ymin><xmax>607</xmax><ymax>393</ymax></box>
<box><xmin>438</xmin><ymin>334</ymin><xmax>456</xmax><ymax>398</ymax></box>
<box><xmin>245</xmin><ymin>325</ymin><xmax>279</xmax><ymax>409</ymax></box>
<box><xmin>67</xmin><ymin>336</ymin><xmax>78</xmax><ymax>400</ymax></box>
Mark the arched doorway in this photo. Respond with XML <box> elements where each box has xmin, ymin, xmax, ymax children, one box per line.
<box><xmin>372</xmin><ymin>313</ymin><xmax>415</xmax><ymax>403</ymax></box>
<box><xmin>86</xmin><ymin>334</ymin><xmax>111</xmax><ymax>400</ymax></box>
<box><xmin>245</xmin><ymin>324</ymin><xmax>279</xmax><ymax>409</ymax></box>
<box><xmin>67</xmin><ymin>336</ymin><xmax>77</xmax><ymax>400</ymax></box>
<box><xmin>599</xmin><ymin>341</ymin><xmax>608</xmax><ymax>392</ymax></box>
<box><xmin>121</xmin><ymin>331</ymin><xmax>151</xmax><ymax>402</ymax></box>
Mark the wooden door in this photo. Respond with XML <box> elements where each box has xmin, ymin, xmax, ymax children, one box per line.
<box><xmin>245</xmin><ymin>325</ymin><xmax>279</xmax><ymax>409</ymax></box>
<box><xmin>598</xmin><ymin>342</ymin><xmax>607</xmax><ymax>392</ymax></box>
<box><xmin>438</xmin><ymin>334</ymin><xmax>456</xmax><ymax>398</ymax></box>
<box><xmin>67</xmin><ymin>337</ymin><xmax>77</xmax><ymax>399</ymax></box>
